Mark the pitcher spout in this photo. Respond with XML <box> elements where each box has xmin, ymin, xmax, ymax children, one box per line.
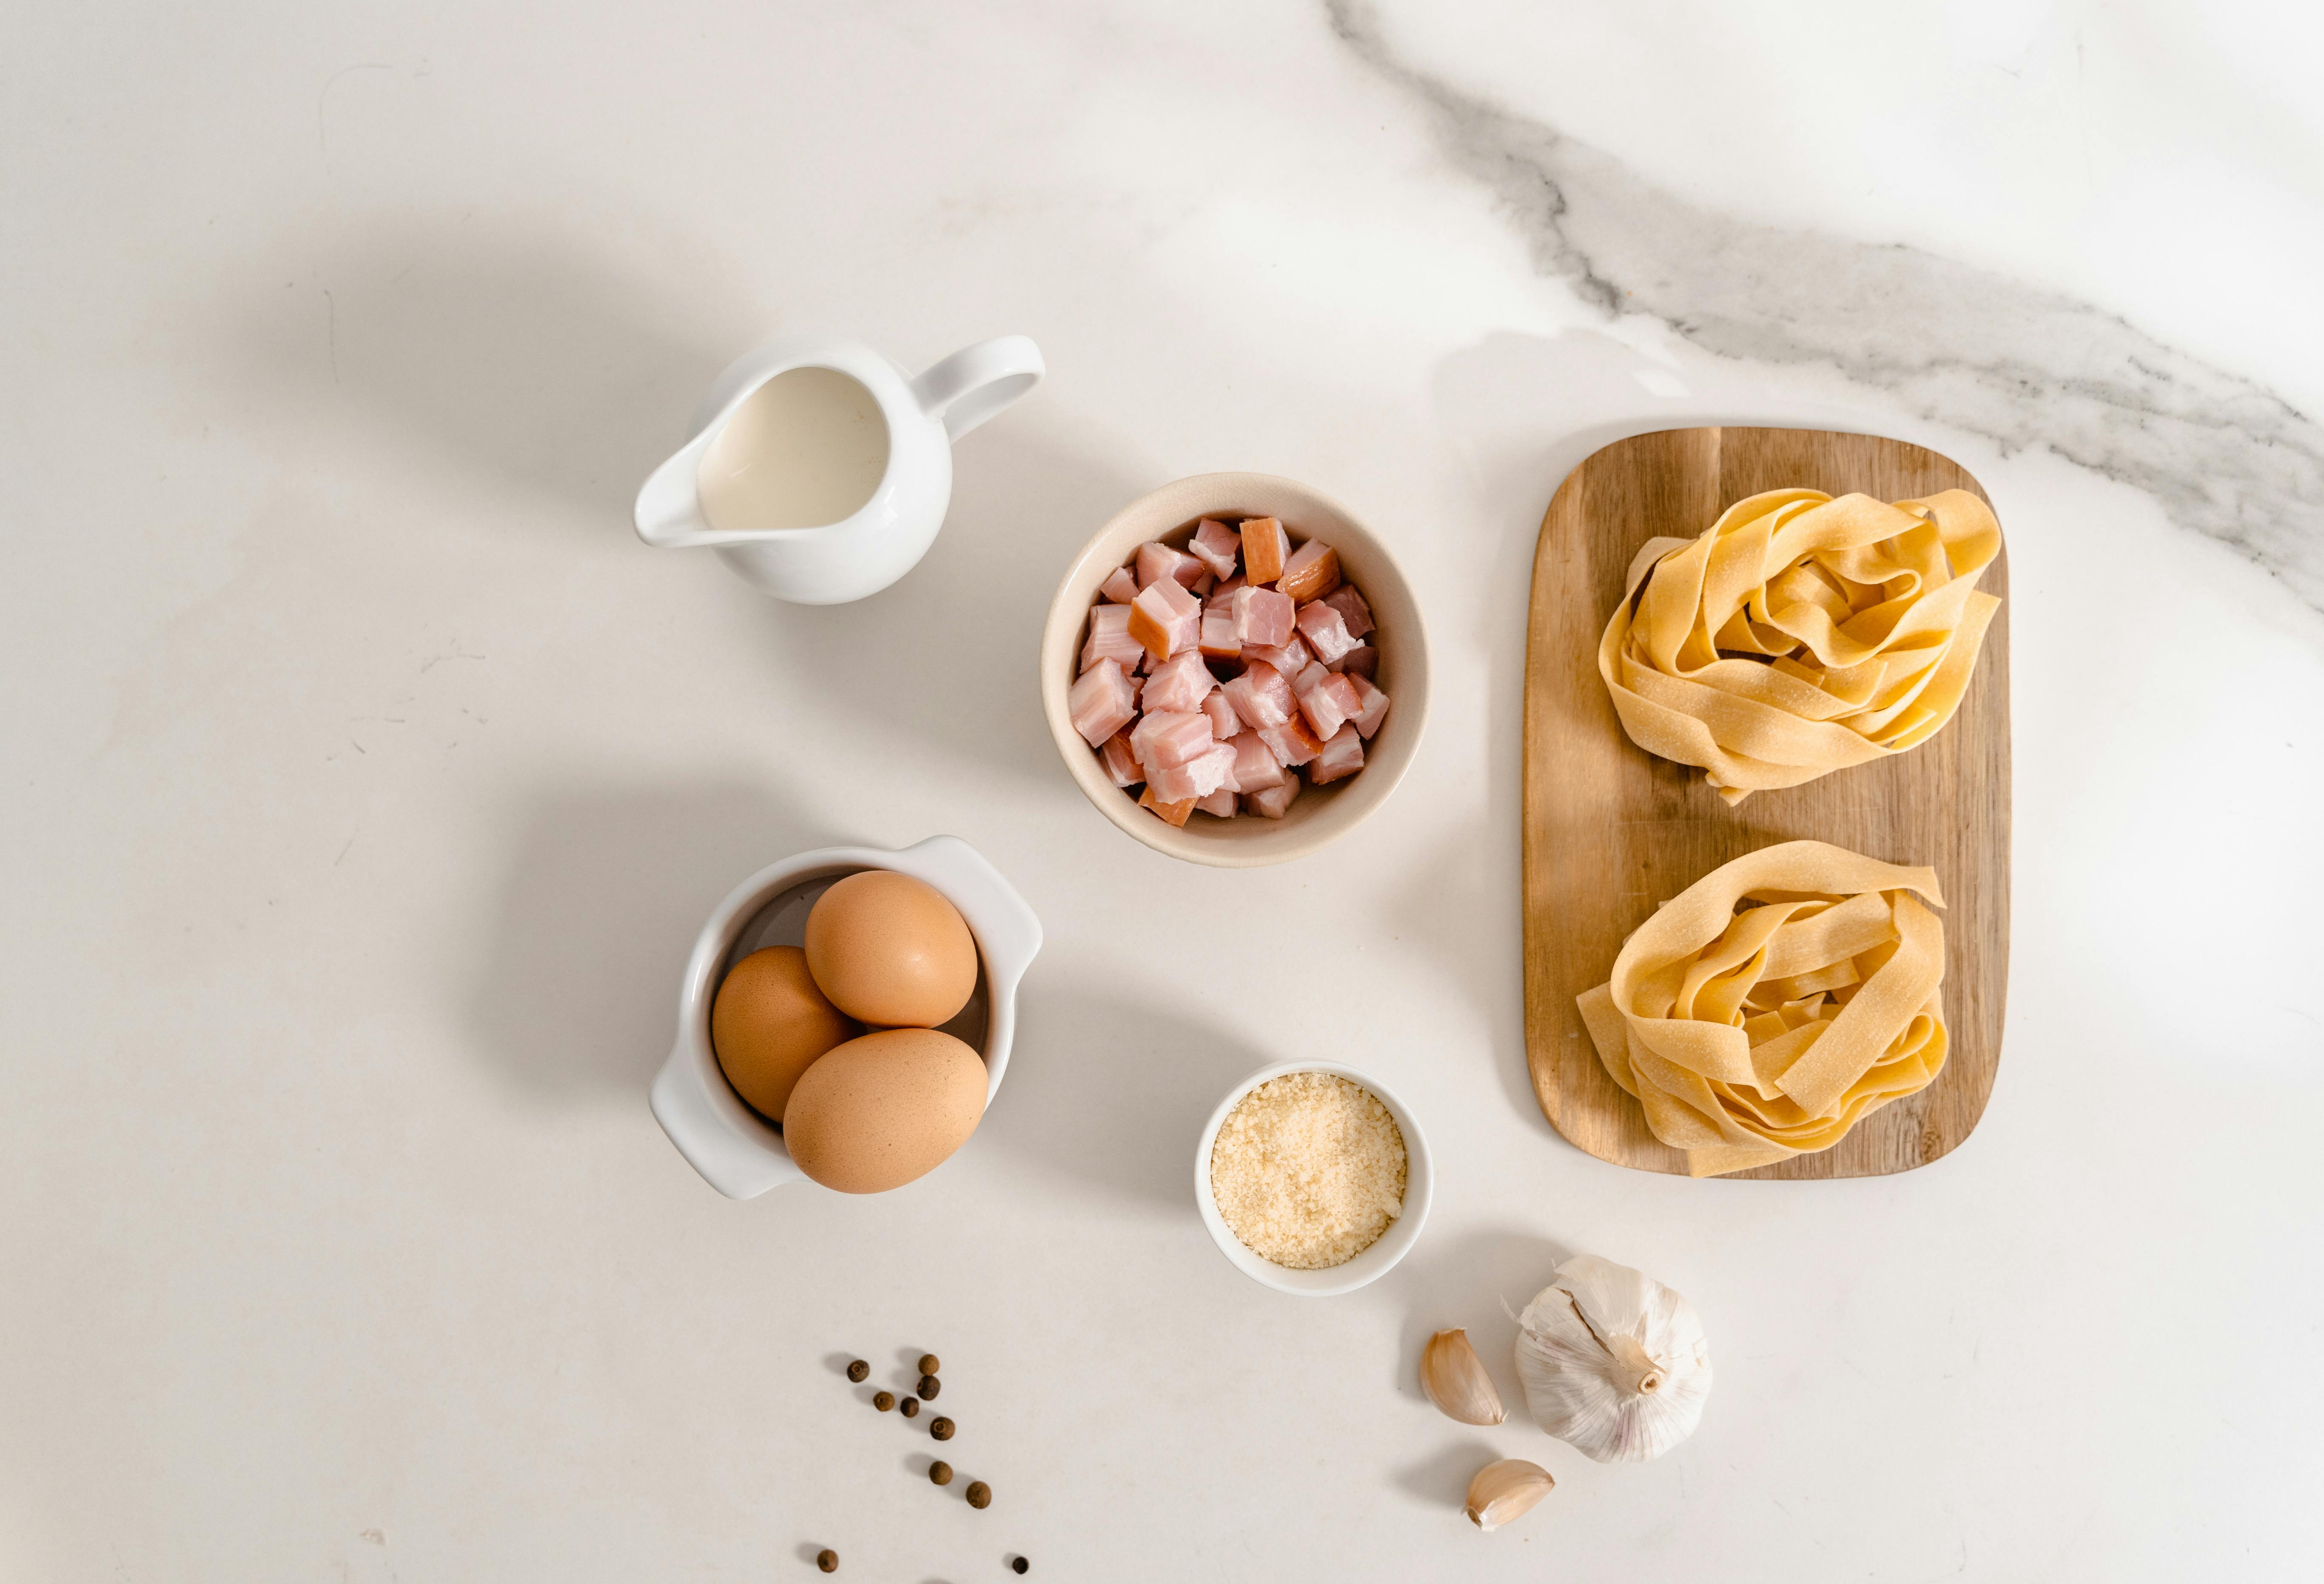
<box><xmin>634</xmin><ymin>434</ymin><xmax>717</xmax><ymax>548</ymax></box>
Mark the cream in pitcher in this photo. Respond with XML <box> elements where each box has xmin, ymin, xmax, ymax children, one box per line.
<box><xmin>698</xmin><ymin>367</ymin><xmax>890</xmax><ymax>534</ymax></box>
<box><xmin>634</xmin><ymin>332</ymin><xmax>1043</xmax><ymax>604</ymax></box>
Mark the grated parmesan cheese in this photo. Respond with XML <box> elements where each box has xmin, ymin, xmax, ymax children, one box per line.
<box><xmin>1208</xmin><ymin>1071</ymin><xmax>1407</xmax><ymax>1269</ymax></box>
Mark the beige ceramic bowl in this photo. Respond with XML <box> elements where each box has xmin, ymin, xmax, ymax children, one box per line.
<box><xmin>1040</xmin><ymin>473</ymin><xmax>1429</xmax><ymax>866</ymax></box>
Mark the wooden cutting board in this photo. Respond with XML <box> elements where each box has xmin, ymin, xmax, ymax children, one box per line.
<box><xmin>1521</xmin><ymin>428</ymin><xmax>2010</xmax><ymax>1179</ymax></box>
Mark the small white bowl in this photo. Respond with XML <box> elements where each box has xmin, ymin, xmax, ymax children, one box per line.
<box><xmin>649</xmin><ymin>835</ymin><xmax>1042</xmax><ymax>1199</ymax></box>
<box><xmin>1040</xmin><ymin>472</ymin><xmax>1431</xmax><ymax>867</ymax></box>
<box><xmin>1195</xmin><ymin>1061</ymin><xmax>1435</xmax><ymax>1296</ymax></box>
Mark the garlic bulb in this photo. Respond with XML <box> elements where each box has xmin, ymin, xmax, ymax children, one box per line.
<box><xmin>1512</xmin><ymin>1253</ymin><xmax>1711</xmax><ymax>1463</ymax></box>
<box><xmin>1421</xmin><ymin>1328</ymin><xmax>1506</xmax><ymax>1426</ymax></box>
<box><xmin>1464</xmin><ymin>1458</ymin><xmax>1553</xmax><ymax>1531</ymax></box>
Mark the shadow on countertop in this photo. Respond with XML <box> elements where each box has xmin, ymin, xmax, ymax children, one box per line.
<box><xmin>1392</xmin><ymin>1436</ymin><xmax>1506</xmax><ymax>1508</ymax></box>
<box><xmin>737</xmin><ymin>423</ymin><xmax>1147</xmax><ymax>797</ymax></box>
<box><xmin>1379</xmin><ymin>826</ymin><xmax>1556</xmax><ymax>1142</ymax></box>
<box><xmin>466</xmin><ymin>775</ymin><xmax>837</xmax><ymax>1099</ymax></box>
<box><xmin>215</xmin><ymin>214</ymin><xmax>1152</xmax><ymax>581</ymax></box>
<box><xmin>222</xmin><ymin>220</ymin><xmax>740</xmax><ymax>532</ymax></box>
<box><xmin>1383</xmin><ymin>1225</ymin><xmax>1574</xmax><ymax>1413</ymax></box>
<box><xmin>972</xmin><ymin>987</ymin><xmax>1276</xmax><ymax>1212</ymax></box>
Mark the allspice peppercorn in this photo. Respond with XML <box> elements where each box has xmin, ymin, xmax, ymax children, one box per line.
<box><xmin>815</xmin><ymin>1549</ymin><xmax>838</xmax><ymax>1573</ymax></box>
<box><xmin>928</xmin><ymin>1461</ymin><xmax>953</xmax><ymax>1487</ymax></box>
<box><xmin>916</xmin><ymin>1374</ymin><xmax>941</xmax><ymax>1401</ymax></box>
<box><xmin>917</xmin><ymin>1353</ymin><xmax>940</xmax><ymax>1376</ymax></box>
<box><xmin>965</xmin><ymin>1481</ymin><xmax>991</xmax><ymax>1510</ymax></box>
<box><xmin>1011</xmin><ymin>1556</ymin><xmax>1029</xmax><ymax>1574</ymax></box>
<box><xmin>872</xmin><ymin>1391</ymin><xmax>895</xmax><ymax>1412</ymax></box>
<box><xmin>900</xmin><ymin>1396</ymin><xmax>920</xmax><ymax>1419</ymax></box>
<box><xmin>928</xmin><ymin>1416</ymin><xmax>954</xmax><ymax>1441</ymax></box>
<box><xmin>845</xmin><ymin>1360</ymin><xmax>869</xmax><ymax>1383</ymax></box>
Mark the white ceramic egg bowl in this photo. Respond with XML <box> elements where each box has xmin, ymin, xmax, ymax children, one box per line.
<box><xmin>649</xmin><ymin>835</ymin><xmax>1042</xmax><ymax>1198</ymax></box>
<box><xmin>1195</xmin><ymin>1060</ymin><xmax>1435</xmax><ymax>1296</ymax></box>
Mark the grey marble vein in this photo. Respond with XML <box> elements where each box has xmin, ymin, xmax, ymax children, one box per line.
<box><xmin>1327</xmin><ymin>0</ymin><xmax>2324</xmax><ymax>612</ymax></box>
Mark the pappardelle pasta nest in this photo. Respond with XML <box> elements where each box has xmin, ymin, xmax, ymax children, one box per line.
<box><xmin>1599</xmin><ymin>488</ymin><xmax>2001</xmax><ymax>804</ymax></box>
<box><xmin>1577</xmin><ymin>842</ymin><xmax>1948</xmax><ymax>1178</ymax></box>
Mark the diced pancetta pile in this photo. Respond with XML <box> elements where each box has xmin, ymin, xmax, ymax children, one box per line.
<box><xmin>1069</xmin><ymin>516</ymin><xmax>1392</xmax><ymax>827</ymax></box>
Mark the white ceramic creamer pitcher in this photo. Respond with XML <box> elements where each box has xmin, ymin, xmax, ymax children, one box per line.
<box><xmin>632</xmin><ymin>332</ymin><xmax>1043</xmax><ymax>603</ymax></box>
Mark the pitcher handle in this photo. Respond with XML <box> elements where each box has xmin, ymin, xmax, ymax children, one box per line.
<box><xmin>911</xmin><ymin>335</ymin><xmax>1045</xmax><ymax>442</ymax></box>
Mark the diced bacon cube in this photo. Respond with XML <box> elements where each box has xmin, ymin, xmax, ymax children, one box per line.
<box><xmin>1188</xmin><ymin>518</ymin><xmax>1242</xmax><ymax>580</ymax></box>
<box><xmin>1308</xmin><ymin>723</ymin><xmax>1365</xmax><ymax>785</ymax></box>
<box><xmin>1170</xmin><ymin>607</ymin><xmax>1201</xmax><ymax>656</ymax></box>
<box><xmin>1295</xmin><ymin>599</ymin><xmax>1359</xmax><ymax>664</ymax></box>
<box><xmin>1278</xmin><ymin>538</ymin><xmax>1340</xmax><ymax>603</ymax></box>
<box><xmin>1257</xmin><ymin>712</ymin><xmax>1325</xmax><ymax>767</ymax></box>
<box><xmin>1203</xmin><ymin>691</ymin><xmax>1240</xmax><ymax>740</ymax></box>
<box><xmin>1189</xmin><ymin>570</ymin><xmax>1215</xmax><ymax>598</ymax></box>
<box><xmin>1099</xmin><ymin>567</ymin><xmax>1140</xmax><ymax>604</ymax></box>
<box><xmin>1124</xmin><ymin>670</ymin><xmax>1143</xmax><ymax>707</ymax></box>
<box><xmin>1240</xmin><ymin>517</ymin><xmax>1288</xmax><ymax>584</ymax></box>
<box><xmin>1099</xmin><ymin>732</ymin><xmax>1143</xmax><ymax>788</ymax></box>
<box><xmin>1210</xmin><ymin>573</ymin><xmax>1246</xmax><ymax>605</ymax></box>
<box><xmin>1081</xmin><ymin>604</ymin><xmax>1143</xmax><ymax>673</ymax></box>
<box><xmin>1296</xmin><ymin>669</ymin><xmax>1361</xmax><ymax>740</ymax></box>
<box><xmin>1301</xmin><ymin>674</ymin><xmax>1357</xmax><ymax>735</ymax></box>
<box><xmin>1139</xmin><ymin>785</ymin><xmax>1195</xmax><ymax>827</ymax></box>
<box><xmin>1292</xmin><ymin>660</ymin><xmax>1329</xmax><ymax>696</ymax></box>
<box><xmin>1231</xmin><ymin>586</ymin><xmax>1296</xmax><ymax>648</ymax></box>
<box><xmin>1128</xmin><ymin>578</ymin><xmax>1199</xmax><ymax>661</ymax></box>
<box><xmin>1310</xmin><ymin>670</ymin><xmax>1357</xmax><ymax>739</ymax></box>
<box><xmin>1193</xmin><ymin>786</ymin><xmax>1238</xmax><ymax>819</ymax></box>
<box><xmin>1244</xmin><ymin>636</ymin><xmax>1310</xmax><ymax>680</ymax></box>
<box><xmin>1186</xmin><ymin>740</ymin><xmax>1237</xmax><ymax>793</ymax></box>
<box><xmin>1199</xmin><ymin>607</ymin><xmax>1241</xmax><ymax>661</ymax></box>
<box><xmin>1068</xmin><ymin>659</ymin><xmax>1137</xmax><ymax>747</ymax></box>
<box><xmin>1142</xmin><ymin>764</ymin><xmax>1200</xmax><ymax>802</ymax></box>
<box><xmin>1137</xmin><ymin>541</ymin><xmax>1204</xmax><ymax>590</ymax></box>
<box><xmin>1245</xmin><ymin>778</ymin><xmax>1299</xmax><ymax>819</ymax></box>
<box><xmin>1321</xmin><ymin>584</ymin><xmax>1374</xmax><ymax>639</ymax></box>
<box><xmin>1349</xmin><ymin>674</ymin><xmax>1391</xmax><ymax>739</ymax></box>
<box><xmin>1131</xmin><ymin>709</ymin><xmax>1215</xmax><ymax>771</ymax></box>
<box><xmin>1226</xmin><ymin>731</ymin><xmax>1284</xmax><ymax>793</ymax></box>
<box><xmin>1222</xmin><ymin>661</ymin><xmax>1295</xmax><ymax>730</ymax></box>
<box><xmin>1326</xmin><ymin>643</ymin><xmax>1376</xmax><ymax>677</ymax></box>
<box><xmin>1147</xmin><ymin>740</ymin><xmax>1236</xmax><ymax>802</ymax></box>
<box><xmin>1143</xmin><ymin>649</ymin><xmax>1216</xmax><ymax>714</ymax></box>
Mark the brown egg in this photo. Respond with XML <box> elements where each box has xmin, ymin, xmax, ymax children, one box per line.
<box><xmin>710</xmin><ymin>947</ymin><xmax>860</xmax><ymax>1122</ymax></box>
<box><xmin>803</xmin><ymin>870</ymin><xmax>979</xmax><ymax>1027</ymax></box>
<box><xmin>782</xmin><ymin>1028</ymin><xmax>987</xmax><ymax>1193</ymax></box>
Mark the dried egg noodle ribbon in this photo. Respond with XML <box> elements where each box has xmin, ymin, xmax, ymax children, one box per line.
<box><xmin>1598</xmin><ymin>488</ymin><xmax>2002</xmax><ymax>804</ymax></box>
<box><xmin>1576</xmin><ymin>841</ymin><xmax>1948</xmax><ymax>1178</ymax></box>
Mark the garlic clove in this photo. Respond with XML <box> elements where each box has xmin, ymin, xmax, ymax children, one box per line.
<box><xmin>1464</xmin><ymin>1458</ymin><xmax>1553</xmax><ymax>1532</ymax></box>
<box><xmin>1421</xmin><ymin>1328</ymin><xmax>1507</xmax><ymax>1426</ymax></box>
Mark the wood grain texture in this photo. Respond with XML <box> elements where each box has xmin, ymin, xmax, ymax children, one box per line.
<box><xmin>1521</xmin><ymin>428</ymin><xmax>2011</xmax><ymax>1179</ymax></box>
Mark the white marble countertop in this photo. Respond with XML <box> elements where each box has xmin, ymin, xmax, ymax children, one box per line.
<box><xmin>7</xmin><ymin>2</ymin><xmax>2322</xmax><ymax>1578</ymax></box>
